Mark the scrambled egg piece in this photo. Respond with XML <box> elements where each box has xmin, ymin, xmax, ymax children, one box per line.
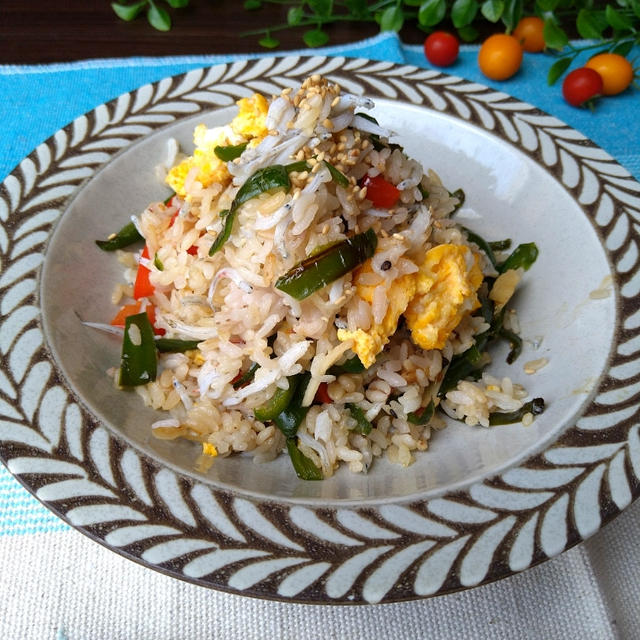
<box><xmin>166</xmin><ymin>93</ymin><xmax>269</xmax><ymax>197</ymax></box>
<box><xmin>202</xmin><ymin>442</ymin><xmax>218</xmax><ymax>457</ymax></box>
<box><xmin>337</xmin><ymin>260</ymin><xmax>416</xmax><ymax>368</ymax></box>
<box><xmin>230</xmin><ymin>93</ymin><xmax>269</xmax><ymax>138</ymax></box>
<box><xmin>405</xmin><ymin>244</ymin><xmax>483</xmax><ymax>350</ymax></box>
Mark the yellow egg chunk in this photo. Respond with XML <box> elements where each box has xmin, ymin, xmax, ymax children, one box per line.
<box><xmin>231</xmin><ymin>93</ymin><xmax>269</xmax><ymax>138</ymax></box>
<box><xmin>337</xmin><ymin>260</ymin><xmax>416</xmax><ymax>368</ymax></box>
<box><xmin>202</xmin><ymin>442</ymin><xmax>218</xmax><ymax>458</ymax></box>
<box><xmin>405</xmin><ymin>244</ymin><xmax>483</xmax><ymax>350</ymax></box>
<box><xmin>165</xmin><ymin>93</ymin><xmax>269</xmax><ymax>197</ymax></box>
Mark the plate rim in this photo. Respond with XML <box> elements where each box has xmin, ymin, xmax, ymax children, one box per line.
<box><xmin>1</xmin><ymin>55</ymin><xmax>639</xmax><ymax>604</ymax></box>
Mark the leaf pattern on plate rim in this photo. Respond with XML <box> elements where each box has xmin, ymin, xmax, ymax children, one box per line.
<box><xmin>0</xmin><ymin>57</ymin><xmax>639</xmax><ymax>604</ymax></box>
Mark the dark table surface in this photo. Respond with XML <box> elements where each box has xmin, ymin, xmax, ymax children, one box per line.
<box><xmin>2</xmin><ymin>1</ymin><xmax>437</xmax><ymax>64</ymax></box>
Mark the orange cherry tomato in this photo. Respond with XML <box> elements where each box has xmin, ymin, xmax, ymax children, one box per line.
<box><xmin>513</xmin><ymin>16</ymin><xmax>545</xmax><ymax>53</ymax></box>
<box><xmin>584</xmin><ymin>53</ymin><xmax>634</xmax><ymax>96</ymax></box>
<box><xmin>478</xmin><ymin>34</ymin><xmax>523</xmax><ymax>81</ymax></box>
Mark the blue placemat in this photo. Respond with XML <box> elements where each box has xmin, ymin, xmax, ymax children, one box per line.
<box><xmin>1</xmin><ymin>32</ymin><xmax>638</xmax><ymax>185</ymax></box>
<box><xmin>1</xmin><ymin>31</ymin><xmax>638</xmax><ymax>538</ymax></box>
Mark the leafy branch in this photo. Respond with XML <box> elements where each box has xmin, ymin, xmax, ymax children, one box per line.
<box><xmin>237</xmin><ymin>0</ymin><xmax>640</xmax><ymax>52</ymax></box>
<box><xmin>110</xmin><ymin>0</ymin><xmax>640</xmax><ymax>83</ymax></box>
<box><xmin>111</xmin><ymin>0</ymin><xmax>190</xmax><ymax>31</ymax></box>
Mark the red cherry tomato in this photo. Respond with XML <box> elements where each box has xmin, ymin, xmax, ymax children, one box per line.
<box><xmin>562</xmin><ymin>67</ymin><xmax>603</xmax><ymax>107</ymax></box>
<box><xmin>424</xmin><ymin>31</ymin><xmax>460</xmax><ymax>67</ymax></box>
<box><xmin>360</xmin><ymin>174</ymin><xmax>400</xmax><ymax>208</ymax></box>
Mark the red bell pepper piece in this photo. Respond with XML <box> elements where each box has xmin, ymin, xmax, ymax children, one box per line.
<box><xmin>360</xmin><ymin>174</ymin><xmax>400</xmax><ymax>208</ymax></box>
<box><xmin>111</xmin><ymin>301</ymin><xmax>164</xmax><ymax>336</ymax></box>
<box><xmin>314</xmin><ymin>382</ymin><xmax>332</xmax><ymax>404</ymax></box>
<box><xmin>133</xmin><ymin>245</ymin><xmax>154</xmax><ymax>300</ymax></box>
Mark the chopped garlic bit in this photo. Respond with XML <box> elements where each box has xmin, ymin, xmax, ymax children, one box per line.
<box><xmin>489</xmin><ymin>268</ymin><xmax>522</xmax><ymax>311</ymax></box>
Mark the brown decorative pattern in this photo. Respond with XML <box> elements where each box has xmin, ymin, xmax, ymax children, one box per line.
<box><xmin>1</xmin><ymin>57</ymin><xmax>639</xmax><ymax>603</ymax></box>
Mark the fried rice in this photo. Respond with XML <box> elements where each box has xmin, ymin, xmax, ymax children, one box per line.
<box><xmin>100</xmin><ymin>75</ymin><xmax>542</xmax><ymax>479</ymax></box>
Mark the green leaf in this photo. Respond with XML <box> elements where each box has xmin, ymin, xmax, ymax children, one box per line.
<box><xmin>543</xmin><ymin>18</ymin><xmax>569</xmax><ymax>50</ymax></box>
<box><xmin>610</xmin><ymin>39</ymin><xmax>635</xmax><ymax>56</ymax></box>
<box><xmin>308</xmin><ymin>0</ymin><xmax>333</xmax><ymax>18</ymax></box>
<box><xmin>480</xmin><ymin>0</ymin><xmax>504</xmax><ymax>23</ymax></box>
<box><xmin>111</xmin><ymin>1</ymin><xmax>147</xmax><ymax>21</ymax></box>
<box><xmin>576</xmin><ymin>8</ymin><xmax>605</xmax><ymax>39</ymax></box>
<box><xmin>345</xmin><ymin>0</ymin><xmax>369</xmax><ymax>16</ymax></box>
<box><xmin>259</xmin><ymin>34</ymin><xmax>280</xmax><ymax>48</ymax></box>
<box><xmin>451</xmin><ymin>0</ymin><xmax>479</xmax><ymax>28</ymax></box>
<box><xmin>166</xmin><ymin>0</ymin><xmax>189</xmax><ymax>7</ymax></box>
<box><xmin>147</xmin><ymin>3</ymin><xmax>171</xmax><ymax>30</ymax></box>
<box><xmin>458</xmin><ymin>24</ymin><xmax>480</xmax><ymax>41</ymax></box>
<box><xmin>418</xmin><ymin>0</ymin><xmax>447</xmax><ymax>27</ymax></box>
<box><xmin>303</xmin><ymin>28</ymin><xmax>330</xmax><ymax>47</ymax></box>
<box><xmin>244</xmin><ymin>0</ymin><xmax>262</xmax><ymax>9</ymax></box>
<box><xmin>287</xmin><ymin>6</ymin><xmax>304</xmax><ymax>25</ymax></box>
<box><xmin>404</xmin><ymin>0</ymin><xmax>423</xmax><ymax>5</ymax></box>
<box><xmin>380</xmin><ymin>5</ymin><xmax>404</xmax><ymax>31</ymax></box>
<box><xmin>501</xmin><ymin>0</ymin><xmax>523</xmax><ymax>31</ymax></box>
<box><xmin>606</xmin><ymin>4</ymin><xmax>634</xmax><ymax>30</ymax></box>
<box><xmin>547</xmin><ymin>56</ymin><xmax>573</xmax><ymax>85</ymax></box>
<box><xmin>632</xmin><ymin>0</ymin><xmax>640</xmax><ymax>19</ymax></box>
<box><xmin>535</xmin><ymin>0</ymin><xmax>559</xmax><ymax>10</ymax></box>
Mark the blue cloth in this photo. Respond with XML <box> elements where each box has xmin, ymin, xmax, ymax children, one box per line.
<box><xmin>0</xmin><ymin>32</ymin><xmax>638</xmax><ymax>538</ymax></box>
<box><xmin>1</xmin><ymin>32</ymin><xmax>638</xmax><ymax>183</ymax></box>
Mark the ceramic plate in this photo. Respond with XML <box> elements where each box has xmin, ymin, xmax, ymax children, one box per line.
<box><xmin>1</xmin><ymin>57</ymin><xmax>639</xmax><ymax>604</ymax></box>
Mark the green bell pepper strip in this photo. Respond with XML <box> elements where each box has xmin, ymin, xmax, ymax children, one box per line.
<box><xmin>346</xmin><ymin>403</ymin><xmax>372</xmax><ymax>435</ymax></box>
<box><xmin>214</xmin><ymin>142</ymin><xmax>248</xmax><ymax>161</ymax></box>
<box><xmin>155</xmin><ymin>338</ymin><xmax>201</xmax><ymax>353</ymax></box>
<box><xmin>232</xmin><ymin>362</ymin><xmax>260</xmax><ymax>389</ymax></box>
<box><xmin>153</xmin><ymin>252</ymin><xmax>164</xmax><ymax>271</ymax></box>
<box><xmin>286</xmin><ymin>438</ymin><xmax>323</xmax><ymax>480</ymax></box>
<box><xmin>489</xmin><ymin>398</ymin><xmax>545</xmax><ymax>426</ymax></box>
<box><xmin>208</xmin><ymin>209</ymin><xmax>233</xmax><ymax>256</ymax></box>
<box><xmin>275</xmin><ymin>228</ymin><xmax>378</xmax><ymax>300</ymax></box>
<box><xmin>462</xmin><ymin>227</ymin><xmax>498</xmax><ymax>269</ymax></box>
<box><xmin>96</xmin><ymin>221</ymin><xmax>143</xmax><ymax>251</ymax></box>
<box><xmin>499</xmin><ymin>327</ymin><xmax>523</xmax><ymax>364</ymax></box>
<box><xmin>284</xmin><ymin>160</ymin><xmax>312</xmax><ymax>173</ymax></box>
<box><xmin>449</xmin><ymin>188</ymin><xmax>465</xmax><ymax>212</ymax></box>
<box><xmin>438</xmin><ymin>344</ymin><xmax>485</xmax><ymax>397</ymax></box>
<box><xmin>254</xmin><ymin>375</ymin><xmax>300</xmax><ymax>422</ymax></box>
<box><xmin>322</xmin><ymin>160</ymin><xmax>349</xmax><ymax>187</ymax></box>
<box><xmin>328</xmin><ymin>355</ymin><xmax>366</xmax><ymax>375</ymax></box>
<box><xmin>272</xmin><ymin>373</ymin><xmax>311</xmax><ymax>438</ymax></box>
<box><xmin>119</xmin><ymin>312</ymin><xmax>157</xmax><ymax>386</ymax></box>
<box><xmin>498</xmin><ymin>242</ymin><xmax>539</xmax><ymax>273</ymax></box>
<box><xmin>407</xmin><ymin>400</ymin><xmax>436</xmax><ymax>425</ymax></box>
<box><xmin>209</xmin><ymin>164</ymin><xmax>292</xmax><ymax>256</ymax></box>
<box><xmin>489</xmin><ymin>238</ymin><xmax>512</xmax><ymax>252</ymax></box>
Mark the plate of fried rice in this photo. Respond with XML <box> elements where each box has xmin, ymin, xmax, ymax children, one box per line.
<box><xmin>3</xmin><ymin>57</ymin><xmax>639</xmax><ymax>603</ymax></box>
